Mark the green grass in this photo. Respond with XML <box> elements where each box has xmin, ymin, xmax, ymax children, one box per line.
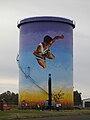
<box><xmin>0</xmin><ymin>109</ymin><xmax>90</xmax><ymax>120</ymax></box>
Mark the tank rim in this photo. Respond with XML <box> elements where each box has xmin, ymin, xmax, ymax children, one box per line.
<box><xmin>17</xmin><ymin>16</ymin><xmax>75</xmax><ymax>28</ymax></box>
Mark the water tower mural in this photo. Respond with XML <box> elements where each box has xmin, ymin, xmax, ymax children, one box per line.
<box><xmin>17</xmin><ymin>17</ymin><xmax>75</xmax><ymax>109</ymax></box>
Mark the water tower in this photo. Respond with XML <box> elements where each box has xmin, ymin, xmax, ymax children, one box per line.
<box><xmin>17</xmin><ymin>16</ymin><xmax>75</xmax><ymax>109</ymax></box>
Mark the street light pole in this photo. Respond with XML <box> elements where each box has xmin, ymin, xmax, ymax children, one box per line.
<box><xmin>48</xmin><ymin>73</ymin><xmax>52</xmax><ymax>110</ymax></box>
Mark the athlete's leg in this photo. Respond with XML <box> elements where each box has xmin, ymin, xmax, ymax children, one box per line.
<box><xmin>36</xmin><ymin>58</ymin><xmax>46</xmax><ymax>68</ymax></box>
<box><xmin>46</xmin><ymin>52</ymin><xmax>55</xmax><ymax>59</ymax></box>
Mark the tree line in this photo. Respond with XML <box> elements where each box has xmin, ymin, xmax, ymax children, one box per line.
<box><xmin>0</xmin><ymin>90</ymin><xmax>82</xmax><ymax>106</ymax></box>
<box><xmin>0</xmin><ymin>91</ymin><xmax>18</xmax><ymax>105</ymax></box>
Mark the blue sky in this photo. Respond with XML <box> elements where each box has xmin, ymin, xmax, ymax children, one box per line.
<box><xmin>18</xmin><ymin>20</ymin><xmax>73</xmax><ymax>95</ymax></box>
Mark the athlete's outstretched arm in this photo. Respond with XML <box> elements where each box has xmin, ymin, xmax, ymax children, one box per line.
<box><xmin>47</xmin><ymin>35</ymin><xmax>64</xmax><ymax>48</ymax></box>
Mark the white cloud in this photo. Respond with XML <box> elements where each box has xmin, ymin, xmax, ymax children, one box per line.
<box><xmin>0</xmin><ymin>78</ymin><xmax>18</xmax><ymax>85</ymax></box>
<box><xmin>0</xmin><ymin>78</ymin><xmax>18</xmax><ymax>94</ymax></box>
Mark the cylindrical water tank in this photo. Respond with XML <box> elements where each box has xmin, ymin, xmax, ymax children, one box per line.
<box><xmin>17</xmin><ymin>16</ymin><xmax>75</xmax><ymax>109</ymax></box>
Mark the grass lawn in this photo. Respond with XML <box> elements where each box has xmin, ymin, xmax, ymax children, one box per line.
<box><xmin>0</xmin><ymin>109</ymin><xmax>90</xmax><ymax>120</ymax></box>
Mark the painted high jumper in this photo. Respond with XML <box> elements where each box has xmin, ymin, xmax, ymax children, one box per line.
<box><xmin>33</xmin><ymin>35</ymin><xmax>64</xmax><ymax>68</ymax></box>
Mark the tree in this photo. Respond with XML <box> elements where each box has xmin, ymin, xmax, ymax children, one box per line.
<box><xmin>73</xmin><ymin>91</ymin><xmax>82</xmax><ymax>106</ymax></box>
<box><xmin>0</xmin><ymin>91</ymin><xmax>18</xmax><ymax>105</ymax></box>
<box><xmin>53</xmin><ymin>90</ymin><xmax>64</xmax><ymax>102</ymax></box>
